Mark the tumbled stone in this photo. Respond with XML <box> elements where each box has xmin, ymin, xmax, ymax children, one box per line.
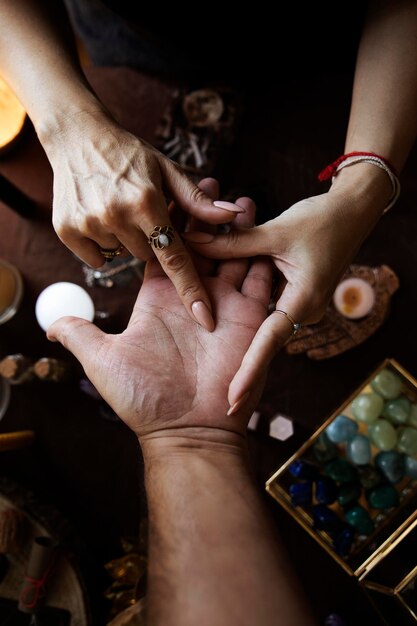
<box><xmin>405</xmin><ymin>456</ymin><xmax>417</xmax><ymax>479</ymax></box>
<box><xmin>375</xmin><ymin>451</ymin><xmax>405</xmax><ymax>484</ymax></box>
<box><xmin>325</xmin><ymin>459</ymin><xmax>357</xmax><ymax>483</ymax></box>
<box><xmin>382</xmin><ymin>396</ymin><xmax>411</xmax><ymax>425</ymax></box>
<box><xmin>313</xmin><ymin>433</ymin><xmax>337</xmax><ymax>464</ymax></box>
<box><xmin>357</xmin><ymin>464</ymin><xmax>384</xmax><ymax>490</ymax></box>
<box><xmin>369</xmin><ymin>419</ymin><xmax>397</xmax><ymax>451</ymax></box>
<box><xmin>325</xmin><ymin>415</ymin><xmax>358</xmax><ymax>444</ymax></box>
<box><xmin>313</xmin><ymin>505</ymin><xmax>340</xmax><ymax>530</ymax></box>
<box><xmin>289</xmin><ymin>459</ymin><xmax>318</xmax><ymax>480</ymax></box>
<box><xmin>371</xmin><ymin>369</ymin><xmax>402</xmax><ymax>399</ymax></box>
<box><xmin>397</xmin><ymin>426</ymin><xmax>417</xmax><ymax>456</ymax></box>
<box><xmin>347</xmin><ymin>434</ymin><xmax>371</xmax><ymax>465</ymax></box>
<box><xmin>407</xmin><ymin>404</ymin><xmax>417</xmax><ymax>429</ymax></box>
<box><xmin>289</xmin><ymin>482</ymin><xmax>312</xmax><ymax>506</ymax></box>
<box><xmin>351</xmin><ymin>393</ymin><xmax>383</xmax><ymax>423</ymax></box>
<box><xmin>333</xmin><ymin>525</ymin><xmax>355</xmax><ymax>557</ymax></box>
<box><xmin>337</xmin><ymin>482</ymin><xmax>361</xmax><ymax>507</ymax></box>
<box><xmin>345</xmin><ymin>505</ymin><xmax>374</xmax><ymax>535</ymax></box>
<box><xmin>315</xmin><ymin>477</ymin><xmax>338</xmax><ymax>504</ymax></box>
<box><xmin>269</xmin><ymin>414</ymin><xmax>294</xmax><ymax>440</ymax></box>
<box><xmin>367</xmin><ymin>485</ymin><xmax>399</xmax><ymax>509</ymax></box>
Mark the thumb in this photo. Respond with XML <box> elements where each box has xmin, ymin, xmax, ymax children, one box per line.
<box><xmin>160</xmin><ymin>157</ymin><xmax>244</xmax><ymax>223</ymax></box>
<box><xmin>182</xmin><ymin>223</ymin><xmax>271</xmax><ymax>259</ymax></box>
<box><xmin>47</xmin><ymin>316</ymin><xmax>106</xmax><ymax>371</ymax></box>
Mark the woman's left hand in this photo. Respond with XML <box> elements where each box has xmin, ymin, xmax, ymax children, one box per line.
<box><xmin>183</xmin><ymin>169</ymin><xmax>392</xmax><ymax>414</ymax></box>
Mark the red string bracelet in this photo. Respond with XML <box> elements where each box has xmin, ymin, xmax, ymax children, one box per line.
<box><xmin>318</xmin><ymin>151</ymin><xmax>400</xmax><ymax>214</ymax></box>
<box><xmin>318</xmin><ymin>151</ymin><xmax>398</xmax><ymax>181</ymax></box>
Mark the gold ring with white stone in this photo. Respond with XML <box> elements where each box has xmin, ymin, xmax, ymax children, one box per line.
<box><xmin>148</xmin><ymin>225</ymin><xmax>175</xmax><ymax>250</ymax></box>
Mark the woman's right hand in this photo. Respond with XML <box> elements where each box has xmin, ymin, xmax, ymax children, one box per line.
<box><xmin>43</xmin><ymin>108</ymin><xmax>244</xmax><ymax>332</ymax></box>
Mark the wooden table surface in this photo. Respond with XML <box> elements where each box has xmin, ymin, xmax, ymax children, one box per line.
<box><xmin>1</xmin><ymin>64</ymin><xmax>417</xmax><ymax>625</ymax></box>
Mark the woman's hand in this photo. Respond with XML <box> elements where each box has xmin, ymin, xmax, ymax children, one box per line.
<box><xmin>44</xmin><ymin>108</ymin><xmax>243</xmax><ymax>331</ymax></box>
<box><xmin>183</xmin><ymin>166</ymin><xmax>393</xmax><ymax>412</ymax></box>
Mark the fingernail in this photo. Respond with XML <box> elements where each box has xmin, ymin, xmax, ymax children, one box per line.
<box><xmin>213</xmin><ymin>200</ymin><xmax>245</xmax><ymax>213</ymax></box>
<box><xmin>183</xmin><ymin>231</ymin><xmax>215</xmax><ymax>243</ymax></box>
<box><xmin>227</xmin><ymin>391</ymin><xmax>250</xmax><ymax>416</ymax></box>
<box><xmin>192</xmin><ymin>300</ymin><xmax>215</xmax><ymax>332</ymax></box>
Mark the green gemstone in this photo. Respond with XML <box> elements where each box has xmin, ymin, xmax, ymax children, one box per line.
<box><xmin>325</xmin><ymin>459</ymin><xmax>357</xmax><ymax>483</ymax></box>
<box><xmin>337</xmin><ymin>482</ymin><xmax>361</xmax><ymax>507</ymax></box>
<box><xmin>382</xmin><ymin>396</ymin><xmax>411</xmax><ymax>425</ymax></box>
<box><xmin>345</xmin><ymin>505</ymin><xmax>374</xmax><ymax>535</ymax></box>
<box><xmin>357</xmin><ymin>465</ymin><xmax>384</xmax><ymax>490</ymax></box>
<box><xmin>371</xmin><ymin>369</ymin><xmax>402</xmax><ymax>399</ymax></box>
<box><xmin>351</xmin><ymin>393</ymin><xmax>383</xmax><ymax>423</ymax></box>
<box><xmin>367</xmin><ymin>485</ymin><xmax>399</xmax><ymax>509</ymax></box>
<box><xmin>397</xmin><ymin>426</ymin><xmax>417</xmax><ymax>456</ymax></box>
<box><xmin>369</xmin><ymin>419</ymin><xmax>398</xmax><ymax>451</ymax></box>
<box><xmin>407</xmin><ymin>404</ymin><xmax>417</xmax><ymax>429</ymax></box>
<box><xmin>313</xmin><ymin>432</ymin><xmax>337</xmax><ymax>464</ymax></box>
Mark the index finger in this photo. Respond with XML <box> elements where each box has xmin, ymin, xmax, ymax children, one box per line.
<box><xmin>148</xmin><ymin>220</ymin><xmax>215</xmax><ymax>332</ymax></box>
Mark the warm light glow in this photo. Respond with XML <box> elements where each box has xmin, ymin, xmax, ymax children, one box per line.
<box><xmin>0</xmin><ymin>76</ymin><xmax>26</xmax><ymax>150</ymax></box>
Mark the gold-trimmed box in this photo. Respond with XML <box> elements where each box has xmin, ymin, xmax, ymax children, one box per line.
<box><xmin>360</xmin><ymin>510</ymin><xmax>417</xmax><ymax>625</ymax></box>
<box><xmin>266</xmin><ymin>358</ymin><xmax>417</xmax><ymax>579</ymax></box>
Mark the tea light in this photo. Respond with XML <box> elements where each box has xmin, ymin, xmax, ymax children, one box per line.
<box><xmin>35</xmin><ymin>282</ymin><xmax>94</xmax><ymax>331</ymax></box>
<box><xmin>333</xmin><ymin>277</ymin><xmax>375</xmax><ymax>319</ymax></box>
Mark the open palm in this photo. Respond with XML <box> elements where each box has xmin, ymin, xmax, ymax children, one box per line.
<box><xmin>48</xmin><ymin>181</ymin><xmax>272</xmax><ymax>439</ymax></box>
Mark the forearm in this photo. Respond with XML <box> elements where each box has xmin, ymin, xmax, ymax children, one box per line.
<box><xmin>345</xmin><ymin>0</ymin><xmax>417</xmax><ymax>171</ymax></box>
<box><xmin>0</xmin><ymin>1</ymin><xmax>104</xmax><ymax>143</ymax></box>
<box><xmin>142</xmin><ymin>430</ymin><xmax>316</xmax><ymax>626</ymax></box>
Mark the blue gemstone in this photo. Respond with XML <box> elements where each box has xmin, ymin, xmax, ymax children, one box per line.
<box><xmin>405</xmin><ymin>456</ymin><xmax>417</xmax><ymax>479</ymax></box>
<box><xmin>333</xmin><ymin>525</ymin><xmax>355</xmax><ymax>557</ymax></box>
<box><xmin>347</xmin><ymin>434</ymin><xmax>372</xmax><ymax>465</ymax></box>
<box><xmin>316</xmin><ymin>477</ymin><xmax>338</xmax><ymax>504</ymax></box>
<box><xmin>289</xmin><ymin>482</ymin><xmax>312</xmax><ymax>506</ymax></box>
<box><xmin>288</xmin><ymin>459</ymin><xmax>318</xmax><ymax>480</ymax></box>
<box><xmin>313</xmin><ymin>505</ymin><xmax>340</xmax><ymax>530</ymax></box>
<box><xmin>325</xmin><ymin>415</ymin><xmax>358</xmax><ymax>443</ymax></box>
<box><xmin>375</xmin><ymin>451</ymin><xmax>405</xmax><ymax>484</ymax></box>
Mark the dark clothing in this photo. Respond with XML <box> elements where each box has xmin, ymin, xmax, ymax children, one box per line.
<box><xmin>65</xmin><ymin>0</ymin><xmax>366</xmax><ymax>84</ymax></box>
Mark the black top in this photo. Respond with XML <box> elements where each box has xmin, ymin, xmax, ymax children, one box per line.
<box><xmin>64</xmin><ymin>0</ymin><xmax>367</xmax><ymax>84</ymax></box>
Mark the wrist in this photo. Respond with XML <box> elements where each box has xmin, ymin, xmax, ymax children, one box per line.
<box><xmin>328</xmin><ymin>162</ymin><xmax>393</xmax><ymax>220</ymax></box>
<box><xmin>140</xmin><ymin>426</ymin><xmax>247</xmax><ymax>466</ymax></box>
<box><xmin>34</xmin><ymin>86</ymin><xmax>110</xmax><ymax>153</ymax></box>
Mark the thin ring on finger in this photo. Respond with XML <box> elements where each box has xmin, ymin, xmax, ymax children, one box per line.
<box><xmin>272</xmin><ymin>309</ymin><xmax>302</xmax><ymax>335</ymax></box>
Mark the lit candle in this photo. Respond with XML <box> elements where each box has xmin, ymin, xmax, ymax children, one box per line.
<box><xmin>35</xmin><ymin>282</ymin><xmax>95</xmax><ymax>331</ymax></box>
<box><xmin>333</xmin><ymin>277</ymin><xmax>375</xmax><ymax>319</ymax></box>
<box><xmin>0</xmin><ymin>76</ymin><xmax>26</xmax><ymax>152</ymax></box>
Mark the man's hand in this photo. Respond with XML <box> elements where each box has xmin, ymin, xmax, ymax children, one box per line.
<box><xmin>47</xmin><ymin>179</ymin><xmax>273</xmax><ymax>443</ymax></box>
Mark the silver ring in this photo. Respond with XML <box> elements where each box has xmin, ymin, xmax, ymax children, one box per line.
<box><xmin>273</xmin><ymin>309</ymin><xmax>301</xmax><ymax>335</ymax></box>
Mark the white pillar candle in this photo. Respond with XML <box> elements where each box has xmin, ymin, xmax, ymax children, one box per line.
<box><xmin>333</xmin><ymin>277</ymin><xmax>375</xmax><ymax>320</ymax></box>
<box><xmin>35</xmin><ymin>282</ymin><xmax>95</xmax><ymax>331</ymax></box>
